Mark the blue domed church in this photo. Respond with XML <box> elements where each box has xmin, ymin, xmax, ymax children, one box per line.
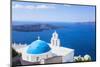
<box><xmin>27</xmin><ymin>39</ymin><xmax>51</xmax><ymax>54</ymax></box>
<box><xmin>13</xmin><ymin>31</ymin><xmax>74</xmax><ymax>65</ymax></box>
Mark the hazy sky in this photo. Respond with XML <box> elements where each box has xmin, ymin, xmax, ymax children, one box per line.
<box><xmin>12</xmin><ymin>1</ymin><xmax>95</xmax><ymax>23</ymax></box>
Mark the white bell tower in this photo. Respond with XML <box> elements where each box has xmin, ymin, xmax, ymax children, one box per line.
<box><xmin>51</xmin><ymin>31</ymin><xmax>60</xmax><ymax>47</ymax></box>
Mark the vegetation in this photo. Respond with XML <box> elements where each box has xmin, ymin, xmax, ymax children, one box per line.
<box><xmin>74</xmin><ymin>54</ymin><xmax>91</xmax><ymax>62</ymax></box>
<box><xmin>12</xmin><ymin>48</ymin><xmax>22</xmax><ymax>66</ymax></box>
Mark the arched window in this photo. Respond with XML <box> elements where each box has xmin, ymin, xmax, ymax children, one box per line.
<box><xmin>36</xmin><ymin>57</ymin><xmax>39</xmax><ymax>61</ymax></box>
<box><xmin>46</xmin><ymin>55</ymin><xmax>48</xmax><ymax>58</ymax></box>
<box><xmin>31</xmin><ymin>56</ymin><xmax>35</xmax><ymax>62</ymax></box>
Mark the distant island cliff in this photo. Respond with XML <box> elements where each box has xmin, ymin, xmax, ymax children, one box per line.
<box><xmin>12</xmin><ymin>23</ymin><xmax>63</xmax><ymax>32</ymax></box>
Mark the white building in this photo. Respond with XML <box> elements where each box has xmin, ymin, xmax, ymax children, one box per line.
<box><xmin>12</xmin><ymin>31</ymin><xmax>74</xmax><ymax>64</ymax></box>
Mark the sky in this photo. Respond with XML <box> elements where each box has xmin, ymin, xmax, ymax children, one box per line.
<box><xmin>12</xmin><ymin>1</ymin><xmax>96</xmax><ymax>24</ymax></box>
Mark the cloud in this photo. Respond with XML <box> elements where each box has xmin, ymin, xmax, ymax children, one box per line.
<box><xmin>12</xmin><ymin>4</ymin><xmax>35</xmax><ymax>9</ymax></box>
<box><xmin>36</xmin><ymin>5</ymin><xmax>49</xmax><ymax>9</ymax></box>
<box><xmin>12</xmin><ymin>4</ymin><xmax>55</xmax><ymax>9</ymax></box>
<box><xmin>12</xmin><ymin>4</ymin><xmax>23</xmax><ymax>9</ymax></box>
<box><xmin>13</xmin><ymin>12</ymin><xmax>46</xmax><ymax>17</ymax></box>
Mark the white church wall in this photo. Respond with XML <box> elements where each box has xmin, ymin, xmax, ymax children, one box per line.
<box><xmin>22</xmin><ymin>51</ymin><xmax>54</xmax><ymax>62</ymax></box>
<box><xmin>22</xmin><ymin>53</ymin><xmax>27</xmax><ymax>61</ymax></box>
<box><xmin>23</xmin><ymin>55</ymin><xmax>37</xmax><ymax>62</ymax></box>
<box><xmin>62</xmin><ymin>51</ymin><xmax>74</xmax><ymax>62</ymax></box>
<box><xmin>31</xmin><ymin>56</ymin><xmax>37</xmax><ymax>62</ymax></box>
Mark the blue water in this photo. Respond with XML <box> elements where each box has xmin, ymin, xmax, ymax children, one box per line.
<box><xmin>12</xmin><ymin>23</ymin><xmax>96</xmax><ymax>61</ymax></box>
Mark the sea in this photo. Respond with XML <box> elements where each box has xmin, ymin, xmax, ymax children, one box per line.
<box><xmin>12</xmin><ymin>22</ymin><xmax>96</xmax><ymax>61</ymax></box>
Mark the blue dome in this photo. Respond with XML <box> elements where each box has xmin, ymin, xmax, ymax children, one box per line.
<box><xmin>27</xmin><ymin>40</ymin><xmax>51</xmax><ymax>54</ymax></box>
